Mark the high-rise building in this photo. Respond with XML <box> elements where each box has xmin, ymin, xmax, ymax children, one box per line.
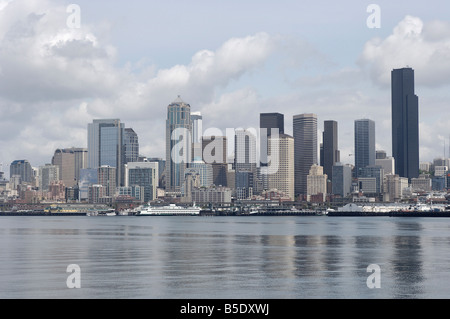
<box><xmin>391</xmin><ymin>67</ymin><xmax>419</xmax><ymax>180</ymax></box>
<box><xmin>306</xmin><ymin>164</ymin><xmax>327</xmax><ymax>202</ymax></box>
<box><xmin>191</xmin><ymin>112</ymin><xmax>203</xmax><ymax>144</ymax></box>
<box><xmin>146</xmin><ymin>158</ymin><xmax>166</xmax><ymax>188</ymax></box>
<box><xmin>97</xmin><ymin>165</ymin><xmax>116</xmax><ymax>198</ymax></box>
<box><xmin>359</xmin><ymin>165</ymin><xmax>384</xmax><ymax>195</ymax></box>
<box><xmin>39</xmin><ymin>164</ymin><xmax>60</xmax><ymax>192</ymax></box>
<box><xmin>293</xmin><ymin>113</ymin><xmax>318</xmax><ymax>196</ymax></box>
<box><xmin>354</xmin><ymin>119</ymin><xmax>375</xmax><ymax>177</ymax></box>
<box><xmin>185</xmin><ymin>160</ymin><xmax>213</xmax><ymax>191</ymax></box>
<box><xmin>10</xmin><ymin>160</ymin><xmax>33</xmax><ymax>183</ymax></box>
<box><xmin>52</xmin><ymin>148</ymin><xmax>87</xmax><ymax>188</ymax></box>
<box><xmin>191</xmin><ymin>112</ymin><xmax>203</xmax><ymax>161</ymax></box>
<box><xmin>322</xmin><ymin>120</ymin><xmax>340</xmax><ymax>181</ymax></box>
<box><xmin>260</xmin><ymin>113</ymin><xmax>284</xmax><ymax>166</ymax></box>
<box><xmin>235</xmin><ymin>129</ymin><xmax>257</xmax><ymax>199</ymax></box>
<box><xmin>376</xmin><ymin>156</ymin><xmax>395</xmax><ymax>176</ymax></box>
<box><xmin>383</xmin><ymin>174</ymin><xmax>408</xmax><ymax>202</ymax></box>
<box><xmin>123</xmin><ymin>128</ymin><xmax>139</xmax><ymax>164</ymax></box>
<box><xmin>267</xmin><ymin>134</ymin><xmax>294</xmax><ymax>201</ymax></box>
<box><xmin>166</xmin><ymin>96</ymin><xmax>192</xmax><ymax>193</ymax></box>
<box><xmin>332</xmin><ymin>163</ymin><xmax>352</xmax><ymax>198</ymax></box>
<box><xmin>125</xmin><ymin>162</ymin><xmax>156</xmax><ymax>203</ymax></box>
<box><xmin>88</xmin><ymin>119</ymin><xmax>125</xmax><ymax>186</ymax></box>
<box><xmin>202</xmin><ymin>136</ymin><xmax>228</xmax><ymax>187</ymax></box>
<box><xmin>79</xmin><ymin>168</ymin><xmax>98</xmax><ymax>201</ymax></box>
<box><xmin>376</xmin><ymin>150</ymin><xmax>387</xmax><ymax>160</ymax></box>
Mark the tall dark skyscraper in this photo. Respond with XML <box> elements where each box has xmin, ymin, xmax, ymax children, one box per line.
<box><xmin>391</xmin><ymin>67</ymin><xmax>419</xmax><ymax>180</ymax></box>
<box><xmin>322</xmin><ymin>120</ymin><xmax>340</xmax><ymax>181</ymax></box>
<box><xmin>293</xmin><ymin>113</ymin><xmax>317</xmax><ymax>196</ymax></box>
<box><xmin>260</xmin><ymin>113</ymin><xmax>284</xmax><ymax>167</ymax></box>
<box><xmin>354</xmin><ymin>119</ymin><xmax>375</xmax><ymax>177</ymax></box>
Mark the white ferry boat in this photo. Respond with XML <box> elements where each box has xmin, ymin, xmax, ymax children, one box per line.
<box><xmin>138</xmin><ymin>204</ymin><xmax>201</xmax><ymax>216</ymax></box>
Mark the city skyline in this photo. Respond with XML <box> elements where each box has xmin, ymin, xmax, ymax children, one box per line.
<box><xmin>0</xmin><ymin>1</ymin><xmax>449</xmax><ymax>176</ymax></box>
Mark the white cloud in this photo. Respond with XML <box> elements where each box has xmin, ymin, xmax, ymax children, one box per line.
<box><xmin>0</xmin><ymin>1</ymin><xmax>281</xmax><ymax>170</ymax></box>
<box><xmin>359</xmin><ymin>15</ymin><xmax>450</xmax><ymax>88</ymax></box>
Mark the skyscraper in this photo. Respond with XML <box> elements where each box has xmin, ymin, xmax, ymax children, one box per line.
<box><xmin>332</xmin><ymin>163</ymin><xmax>352</xmax><ymax>197</ymax></box>
<box><xmin>202</xmin><ymin>136</ymin><xmax>228</xmax><ymax>187</ymax></box>
<box><xmin>354</xmin><ymin>119</ymin><xmax>375</xmax><ymax>177</ymax></box>
<box><xmin>322</xmin><ymin>120</ymin><xmax>340</xmax><ymax>181</ymax></box>
<box><xmin>293</xmin><ymin>113</ymin><xmax>318</xmax><ymax>196</ymax></box>
<box><xmin>10</xmin><ymin>160</ymin><xmax>33</xmax><ymax>183</ymax></box>
<box><xmin>52</xmin><ymin>148</ymin><xmax>87</xmax><ymax>188</ymax></box>
<box><xmin>166</xmin><ymin>96</ymin><xmax>192</xmax><ymax>193</ymax></box>
<box><xmin>267</xmin><ymin>134</ymin><xmax>294</xmax><ymax>201</ymax></box>
<box><xmin>125</xmin><ymin>162</ymin><xmax>157</xmax><ymax>203</ymax></box>
<box><xmin>88</xmin><ymin>119</ymin><xmax>125</xmax><ymax>186</ymax></box>
<box><xmin>38</xmin><ymin>164</ymin><xmax>59</xmax><ymax>192</ymax></box>
<box><xmin>306</xmin><ymin>164</ymin><xmax>327</xmax><ymax>202</ymax></box>
<box><xmin>97</xmin><ymin>165</ymin><xmax>116</xmax><ymax>198</ymax></box>
<box><xmin>123</xmin><ymin>128</ymin><xmax>139</xmax><ymax>164</ymax></box>
<box><xmin>391</xmin><ymin>67</ymin><xmax>419</xmax><ymax>180</ymax></box>
<box><xmin>260</xmin><ymin>113</ymin><xmax>284</xmax><ymax>166</ymax></box>
<box><xmin>234</xmin><ymin>129</ymin><xmax>257</xmax><ymax>199</ymax></box>
<box><xmin>191</xmin><ymin>112</ymin><xmax>203</xmax><ymax>161</ymax></box>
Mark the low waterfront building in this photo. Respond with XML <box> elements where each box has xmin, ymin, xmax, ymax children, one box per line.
<box><xmin>191</xmin><ymin>186</ymin><xmax>232</xmax><ymax>205</ymax></box>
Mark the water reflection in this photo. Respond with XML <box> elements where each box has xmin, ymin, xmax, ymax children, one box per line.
<box><xmin>0</xmin><ymin>216</ymin><xmax>448</xmax><ymax>298</ymax></box>
<box><xmin>391</xmin><ymin>220</ymin><xmax>424</xmax><ymax>298</ymax></box>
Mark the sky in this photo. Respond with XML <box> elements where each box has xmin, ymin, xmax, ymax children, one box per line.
<box><xmin>0</xmin><ymin>0</ymin><xmax>450</xmax><ymax>177</ymax></box>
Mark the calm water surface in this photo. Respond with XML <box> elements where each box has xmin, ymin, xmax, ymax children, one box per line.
<box><xmin>1</xmin><ymin>216</ymin><xmax>450</xmax><ymax>299</ymax></box>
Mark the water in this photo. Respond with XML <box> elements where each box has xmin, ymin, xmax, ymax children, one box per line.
<box><xmin>1</xmin><ymin>215</ymin><xmax>450</xmax><ymax>299</ymax></box>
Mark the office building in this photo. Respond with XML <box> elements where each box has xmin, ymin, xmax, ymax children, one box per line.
<box><xmin>359</xmin><ymin>165</ymin><xmax>384</xmax><ymax>195</ymax></box>
<box><xmin>332</xmin><ymin>163</ymin><xmax>352</xmax><ymax>198</ymax></box>
<box><xmin>39</xmin><ymin>164</ymin><xmax>60</xmax><ymax>192</ymax></box>
<box><xmin>123</xmin><ymin>128</ymin><xmax>139</xmax><ymax>164</ymax></box>
<box><xmin>376</xmin><ymin>150</ymin><xmax>387</xmax><ymax>159</ymax></box>
<box><xmin>267</xmin><ymin>134</ymin><xmax>294</xmax><ymax>201</ymax></box>
<box><xmin>391</xmin><ymin>67</ymin><xmax>419</xmax><ymax>179</ymax></box>
<box><xmin>293</xmin><ymin>114</ymin><xmax>318</xmax><ymax>196</ymax></box>
<box><xmin>376</xmin><ymin>156</ymin><xmax>395</xmax><ymax>177</ymax></box>
<box><xmin>384</xmin><ymin>174</ymin><xmax>409</xmax><ymax>202</ymax></box>
<box><xmin>52</xmin><ymin>148</ymin><xmax>87</xmax><ymax>188</ymax></box>
<box><xmin>192</xmin><ymin>187</ymin><xmax>232</xmax><ymax>205</ymax></box>
<box><xmin>78</xmin><ymin>168</ymin><xmax>98</xmax><ymax>201</ymax></box>
<box><xmin>88</xmin><ymin>119</ymin><xmax>125</xmax><ymax>186</ymax></box>
<box><xmin>202</xmin><ymin>136</ymin><xmax>228</xmax><ymax>187</ymax></box>
<box><xmin>191</xmin><ymin>112</ymin><xmax>203</xmax><ymax>161</ymax></box>
<box><xmin>411</xmin><ymin>175</ymin><xmax>432</xmax><ymax>192</ymax></box>
<box><xmin>125</xmin><ymin>163</ymin><xmax>156</xmax><ymax>203</ymax></box>
<box><xmin>10</xmin><ymin>160</ymin><xmax>33</xmax><ymax>183</ymax></box>
<box><xmin>354</xmin><ymin>119</ymin><xmax>375</xmax><ymax>177</ymax></box>
<box><xmin>166</xmin><ymin>96</ymin><xmax>192</xmax><ymax>193</ymax></box>
<box><xmin>97</xmin><ymin>165</ymin><xmax>116</xmax><ymax>198</ymax></box>
<box><xmin>234</xmin><ymin>129</ymin><xmax>257</xmax><ymax>199</ymax></box>
<box><xmin>322</xmin><ymin>120</ymin><xmax>340</xmax><ymax>181</ymax></box>
<box><xmin>307</xmin><ymin>164</ymin><xmax>327</xmax><ymax>202</ymax></box>
<box><xmin>260</xmin><ymin>113</ymin><xmax>284</xmax><ymax>166</ymax></box>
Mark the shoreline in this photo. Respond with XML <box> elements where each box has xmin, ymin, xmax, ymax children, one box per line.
<box><xmin>2</xmin><ymin>211</ymin><xmax>450</xmax><ymax>217</ymax></box>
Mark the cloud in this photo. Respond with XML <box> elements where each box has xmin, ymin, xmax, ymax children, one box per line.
<box><xmin>359</xmin><ymin>15</ymin><xmax>450</xmax><ymax>88</ymax></box>
<box><xmin>0</xmin><ymin>0</ymin><xmax>283</xmax><ymax>171</ymax></box>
